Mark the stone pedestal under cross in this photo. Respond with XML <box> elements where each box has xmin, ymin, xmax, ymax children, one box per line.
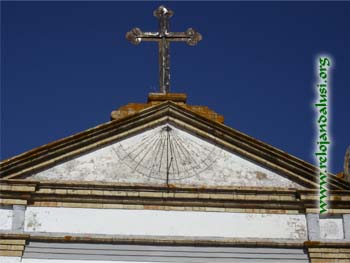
<box><xmin>126</xmin><ymin>5</ymin><xmax>202</xmax><ymax>94</ymax></box>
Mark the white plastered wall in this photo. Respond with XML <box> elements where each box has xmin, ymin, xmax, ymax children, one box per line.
<box><xmin>320</xmin><ymin>217</ymin><xmax>344</xmax><ymax>239</ymax></box>
<box><xmin>0</xmin><ymin>207</ymin><xmax>13</xmax><ymax>230</ymax></box>
<box><xmin>0</xmin><ymin>257</ymin><xmax>21</xmax><ymax>263</ymax></box>
<box><xmin>24</xmin><ymin>207</ymin><xmax>307</xmax><ymax>239</ymax></box>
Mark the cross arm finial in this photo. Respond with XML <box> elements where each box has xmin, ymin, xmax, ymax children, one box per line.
<box><xmin>153</xmin><ymin>5</ymin><xmax>174</xmax><ymax>19</ymax></box>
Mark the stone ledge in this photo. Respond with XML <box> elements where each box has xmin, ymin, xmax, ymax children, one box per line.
<box><xmin>306</xmin><ymin>242</ymin><xmax>350</xmax><ymax>262</ymax></box>
<box><xmin>20</xmin><ymin>233</ymin><xmax>308</xmax><ymax>248</ymax></box>
<box><xmin>1</xmin><ymin>179</ymin><xmax>349</xmax><ymax>213</ymax></box>
<box><xmin>0</xmin><ymin>199</ymin><xmax>27</xmax><ymax>205</ymax></box>
<box><xmin>0</xmin><ymin>234</ymin><xmax>27</xmax><ymax>257</ymax></box>
<box><xmin>29</xmin><ymin>202</ymin><xmax>301</xmax><ymax>214</ymax></box>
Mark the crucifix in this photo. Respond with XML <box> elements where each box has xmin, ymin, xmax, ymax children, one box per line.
<box><xmin>126</xmin><ymin>5</ymin><xmax>202</xmax><ymax>94</ymax></box>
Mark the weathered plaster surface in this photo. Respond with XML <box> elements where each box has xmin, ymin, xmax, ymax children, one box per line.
<box><xmin>25</xmin><ymin>207</ymin><xmax>307</xmax><ymax>239</ymax></box>
<box><xmin>12</xmin><ymin>205</ymin><xmax>25</xmax><ymax>231</ymax></box>
<box><xmin>32</xmin><ymin>124</ymin><xmax>303</xmax><ymax>188</ymax></box>
<box><xmin>0</xmin><ymin>207</ymin><xmax>13</xmax><ymax>230</ymax></box>
<box><xmin>320</xmin><ymin>217</ymin><xmax>344</xmax><ymax>239</ymax></box>
<box><xmin>306</xmin><ymin>214</ymin><xmax>320</xmax><ymax>240</ymax></box>
<box><xmin>344</xmin><ymin>214</ymin><xmax>350</xmax><ymax>240</ymax></box>
<box><xmin>0</xmin><ymin>257</ymin><xmax>21</xmax><ymax>263</ymax></box>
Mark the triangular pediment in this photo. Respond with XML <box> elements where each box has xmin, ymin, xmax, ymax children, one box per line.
<box><xmin>29</xmin><ymin>123</ymin><xmax>303</xmax><ymax>189</ymax></box>
<box><xmin>1</xmin><ymin>102</ymin><xmax>348</xmax><ymax>190</ymax></box>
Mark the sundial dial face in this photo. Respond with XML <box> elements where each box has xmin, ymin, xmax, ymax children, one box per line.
<box><xmin>112</xmin><ymin>124</ymin><xmax>221</xmax><ymax>182</ymax></box>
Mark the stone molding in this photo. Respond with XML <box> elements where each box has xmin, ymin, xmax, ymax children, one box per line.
<box><xmin>1</xmin><ymin>180</ymin><xmax>349</xmax><ymax>213</ymax></box>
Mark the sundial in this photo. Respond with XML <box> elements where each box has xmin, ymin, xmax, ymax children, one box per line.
<box><xmin>112</xmin><ymin>125</ymin><xmax>221</xmax><ymax>184</ymax></box>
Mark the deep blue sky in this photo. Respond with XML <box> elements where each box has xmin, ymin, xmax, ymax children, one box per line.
<box><xmin>1</xmin><ymin>2</ymin><xmax>349</xmax><ymax>174</ymax></box>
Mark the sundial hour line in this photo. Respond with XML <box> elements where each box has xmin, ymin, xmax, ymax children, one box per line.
<box><xmin>169</xmin><ymin>133</ymin><xmax>180</xmax><ymax>177</ymax></box>
<box><xmin>124</xmin><ymin>131</ymin><xmax>159</xmax><ymax>158</ymax></box>
<box><xmin>158</xmin><ymin>131</ymin><xmax>167</xmax><ymax>174</ymax></box>
<box><xmin>166</xmin><ymin>127</ymin><xmax>171</xmax><ymax>186</ymax></box>
<box><xmin>132</xmin><ymin>135</ymin><xmax>162</xmax><ymax>172</ymax></box>
<box><xmin>172</xmin><ymin>132</ymin><xmax>200</xmax><ymax>167</ymax></box>
<box><xmin>148</xmin><ymin>132</ymin><xmax>166</xmax><ymax>178</ymax></box>
<box><xmin>170</xmin><ymin>133</ymin><xmax>201</xmax><ymax>179</ymax></box>
<box><xmin>127</xmin><ymin>133</ymin><xmax>159</xmax><ymax>162</ymax></box>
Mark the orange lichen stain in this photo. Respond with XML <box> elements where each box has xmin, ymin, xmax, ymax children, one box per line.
<box><xmin>167</xmin><ymin>184</ymin><xmax>177</xmax><ymax>189</ymax></box>
<box><xmin>332</xmin><ymin>196</ymin><xmax>341</xmax><ymax>201</ymax></box>
<box><xmin>182</xmin><ymin>105</ymin><xmax>224</xmax><ymax>123</ymax></box>
<box><xmin>111</xmin><ymin>93</ymin><xmax>224</xmax><ymax>123</ymax></box>
<box><xmin>255</xmin><ymin>171</ymin><xmax>268</xmax><ymax>180</ymax></box>
<box><xmin>336</xmin><ymin>172</ymin><xmax>345</xmax><ymax>179</ymax></box>
<box><xmin>110</xmin><ymin>103</ymin><xmax>151</xmax><ymax>120</ymax></box>
<box><xmin>304</xmin><ymin>241</ymin><xmax>321</xmax><ymax>247</ymax></box>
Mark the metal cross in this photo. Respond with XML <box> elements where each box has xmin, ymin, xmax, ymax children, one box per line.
<box><xmin>126</xmin><ymin>5</ymin><xmax>202</xmax><ymax>94</ymax></box>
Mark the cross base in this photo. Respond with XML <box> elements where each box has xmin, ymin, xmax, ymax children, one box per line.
<box><xmin>148</xmin><ymin>93</ymin><xmax>187</xmax><ymax>104</ymax></box>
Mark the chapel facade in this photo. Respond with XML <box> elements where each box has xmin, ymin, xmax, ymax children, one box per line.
<box><xmin>1</xmin><ymin>5</ymin><xmax>350</xmax><ymax>263</ymax></box>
